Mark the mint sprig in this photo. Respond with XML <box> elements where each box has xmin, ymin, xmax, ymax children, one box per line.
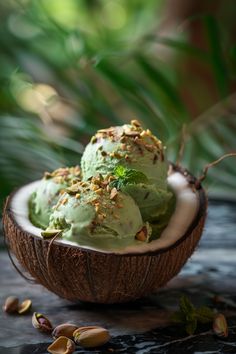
<box><xmin>172</xmin><ymin>295</ymin><xmax>215</xmax><ymax>335</ymax></box>
<box><xmin>111</xmin><ymin>165</ymin><xmax>148</xmax><ymax>190</ymax></box>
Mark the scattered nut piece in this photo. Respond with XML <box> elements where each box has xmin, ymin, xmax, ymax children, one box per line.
<box><xmin>213</xmin><ymin>313</ymin><xmax>228</xmax><ymax>337</ymax></box>
<box><xmin>95</xmin><ymin>188</ymin><xmax>103</xmax><ymax>195</ymax></box>
<box><xmin>52</xmin><ymin>323</ymin><xmax>78</xmax><ymax>340</ymax></box>
<box><xmin>135</xmin><ymin>226</ymin><xmax>147</xmax><ymax>242</ymax></box>
<box><xmin>2</xmin><ymin>296</ymin><xmax>19</xmax><ymax>314</ymax></box>
<box><xmin>32</xmin><ymin>312</ymin><xmax>53</xmax><ymax>334</ymax></box>
<box><xmin>91</xmin><ymin>136</ymin><xmax>97</xmax><ymax>144</ymax></box>
<box><xmin>110</xmin><ymin>188</ymin><xmax>118</xmax><ymax>200</ymax></box>
<box><xmin>73</xmin><ymin>326</ymin><xmax>110</xmax><ymax>348</ymax></box>
<box><xmin>66</xmin><ymin>184</ymin><xmax>80</xmax><ymax>195</ymax></box>
<box><xmin>41</xmin><ymin>230</ymin><xmax>62</xmax><ymax>239</ymax></box>
<box><xmin>47</xmin><ymin>336</ymin><xmax>75</xmax><ymax>354</ymax></box>
<box><xmin>18</xmin><ymin>299</ymin><xmax>32</xmax><ymax>315</ymax></box>
<box><xmin>131</xmin><ymin>119</ymin><xmax>141</xmax><ymax>127</ymax></box>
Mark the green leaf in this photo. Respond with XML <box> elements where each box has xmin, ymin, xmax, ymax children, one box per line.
<box><xmin>185</xmin><ymin>319</ymin><xmax>197</xmax><ymax>335</ymax></box>
<box><xmin>196</xmin><ymin>306</ymin><xmax>215</xmax><ymax>324</ymax></box>
<box><xmin>204</xmin><ymin>15</ymin><xmax>229</xmax><ymax>97</ymax></box>
<box><xmin>112</xmin><ymin>166</ymin><xmax>148</xmax><ymax>190</ymax></box>
<box><xmin>179</xmin><ymin>295</ymin><xmax>195</xmax><ymax>316</ymax></box>
<box><xmin>171</xmin><ymin>311</ymin><xmax>186</xmax><ymax>324</ymax></box>
<box><xmin>136</xmin><ymin>55</ymin><xmax>188</xmax><ymax>120</ymax></box>
<box><xmin>114</xmin><ymin>165</ymin><xmax>126</xmax><ymax>178</ymax></box>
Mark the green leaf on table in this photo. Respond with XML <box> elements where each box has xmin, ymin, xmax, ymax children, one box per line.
<box><xmin>185</xmin><ymin>319</ymin><xmax>197</xmax><ymax>335</ymax></box>
<box><xmin>196</xmin><ymin>306</ymin><xmax>215</xmax><ymax>323</ymax></box>
<box><xmin>172</xmin><ymin>295</ymin><xmax>216</xmax><ymax>335</ymax></box>
<box><xmin>179</xmin><ymin>295</ymin><xmax>195</xmax><ymax>316</ymax></box>
<box><xmin>171</xmin><ymin>311</ymin><xmax>186</xmax><ymax>324</ymax></box>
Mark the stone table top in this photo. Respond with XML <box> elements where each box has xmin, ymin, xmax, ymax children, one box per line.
<box><xmin>0</xmin><ymin>200</ymin><xmax>236</xmax><ymax>353</ymax></box>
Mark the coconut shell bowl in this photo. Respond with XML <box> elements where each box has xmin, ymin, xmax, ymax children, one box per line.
<box><xmin>2</xmin><ymin>162</ymin><xmax>207</xmax><ymax>304</ymax></box>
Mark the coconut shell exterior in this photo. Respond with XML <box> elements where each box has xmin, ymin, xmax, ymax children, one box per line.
<box><xmin>3</xmin><ymin>166</ymin><xmax>207</xmax><ymax>304</ymax></box>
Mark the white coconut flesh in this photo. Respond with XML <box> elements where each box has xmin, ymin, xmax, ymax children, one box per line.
<box><xmin>10</xmin><ymin>171</ymin><xmax>199</xmax><ymax>255</ymax></box>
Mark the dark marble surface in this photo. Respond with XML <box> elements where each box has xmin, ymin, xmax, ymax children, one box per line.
<box><xmin>0</xmin><ymin>201</ymin><xmax>236</xmax><ymax>354</ymax></box>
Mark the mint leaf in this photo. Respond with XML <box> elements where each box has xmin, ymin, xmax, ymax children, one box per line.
<box><xmin>114</xmin><ymin>165</ymin><xmax>126</xmax><ymax>178</ymax></box>
<box><xmin>112</xmin><ymin>165</ymin><xmax>148</xmax><ymax>190</ymax></box>
<box><xmin>185</xmin><ymin>319</ymin><xmax>197</xmax><ymax>335</ymax></box>
<box><xmin>179</xmin><ymin>295</ymin><xmax>195</xmax><ymax>316</ymax></box>
<box><xmin>171</xmin><ymin>311</ymin><xmax>186</xmax><ymax>324</ymax></box>
<box><xmin>196</xmin><ymin>306</ymin><xmax>215</xmax><ymax>323</ymax></box>
<box><xmin>172</xmin><ymin>295</ymin><xmax>215</xmax><ymax>335</ymax></box>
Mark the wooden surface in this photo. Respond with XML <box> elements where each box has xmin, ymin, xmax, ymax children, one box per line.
<box><xmin>0</xmin><ymin>200</ymin><xmax>236</xmax><ymax>354</ymax></box>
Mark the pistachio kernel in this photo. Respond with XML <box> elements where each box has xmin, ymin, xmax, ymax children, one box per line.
<box><xmin>73</xmin><ymin>326</ymin><xmax>110</xmax><ymax>348</ymax></box>
<box><xmin>110</xmin><ymin>188</ymin><xmax>118</xmax><ymax>200</ymax></box>
<box><xmin>65</xmin><ymin>184</ymin><xmax>80</xmax><ymax>195</ymax></box>
<box><xmin>32</xmin><ymin>312</ymin><xmax>53</xmax><ymax>334</ymax></box>
<box><xmin>135</xmin><ymin>226</ymin><xmax>148</xmax><ymax>242</ymax></box>
<box><xmin>41</xmin><ymin>229</ymin><xmax>62</xmax><ymax>239</ymax></box>
<box><xmin>44</xmin><ymin>172</ymin><xmax>52</xmax><ymax>180</ymax></box>
<box><xmin>52</xmin><ymin>323</ymin><xmax>78</xmax><ymax>340</ymax></box>
<box><xmin>47</xmin><ymin>336</ymin><xmax>75</xmax><ymax>354</ymax></box>
<box><xmin>18</xmin><ymin>299</ymin><xmax>32</xmax><ymax>315</ymax></box>
<box><xmin>2</xmin><ymin>296</ymin><xmax>19</xmax><ymax>314</ymax></box>
<box><xmin>91</xmin><ymin>136</ymin><xmax>97</xmax><ymax>144</ymax></box>
<box><xmin>131</xmin><ymin>119</ymin><xmax>141</xmax><ymax>127</ymax></box>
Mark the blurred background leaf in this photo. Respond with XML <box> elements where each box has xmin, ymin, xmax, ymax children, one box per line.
<box><xmin>1</xmin><ymin>0</ymin><xmax>236</xmax><ymax>210</ymax></box>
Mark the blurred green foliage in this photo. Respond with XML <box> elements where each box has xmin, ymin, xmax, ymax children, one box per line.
<box><xmin>1</xmin><ymin>0</ymin><xmax>236</xmax><ymax>206</ymax></box>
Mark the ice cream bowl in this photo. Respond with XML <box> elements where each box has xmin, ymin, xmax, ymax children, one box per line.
<box><xmin>3</xmin><ymin>164</ymin><xmax>207</xmax><ymax>304</ymax></box>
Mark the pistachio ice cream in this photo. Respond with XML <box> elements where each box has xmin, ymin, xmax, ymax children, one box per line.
<box><xmin>29</xmin><ymin>120</ymin><xmax>176</xmax><ymax>249</ymax></box>
<box><xmin>81</xmin><ymin>120</ymin><xmax>174</xmax><ymax>225</ymax></box>
<box><xmin>29</xmin><ymin>166</ymin><xmax>81</xmax><ymax>229</ymax></box>
<box><xmin>81</xmin><ymin>119</ymin><xmax>168</xmax><ymax>188</ymax></box>
<box><xmin>46</xmin><ymin>175</ymin><xmax>149</xmax><ymax>249</ymax></box>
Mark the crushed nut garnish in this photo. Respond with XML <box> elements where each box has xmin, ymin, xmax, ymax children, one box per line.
<box><xmin>61</xmin><ymin>198</ymin><xmax>68</xmax><ymax>205</ymax></box>
<box><xmin>110</xmin><ymin>188</ymin><xmax>118</xmax><ymax>200</ymax></box>
<box><xmin>95</xmin><ymin>188</ymin><xmax>103</xmax><ymax>195</ymax></box>
<box><xmin>91</xmin><ymin>136</ymin><xmax>97</xmax><ymax>144</ymax></box>
<box><xmin>91</xmin><ymin>184</ymin><xmax>99</xmax><ymax>191</ymax></box>
<box><xmin>131</xmin><ymin>119</ymin><xmax>141</xmax><ymax>127</ymax></box>
<box><xmin>135</xmin><ymin>226</ymin><xmax>147</xmax><ymax>242</ymax></box>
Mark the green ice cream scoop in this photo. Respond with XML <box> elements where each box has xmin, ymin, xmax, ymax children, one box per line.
<box><xmin>110</xmin><ymin>165</ymin><xmax>175</xmax><ymax>238</ymax></box>
<box><xmin>46</xmin><ymin>175</ymin><xmax>149</xmax><ymax>250</ymax></box>
<box><xmin>29</xmin><ymin>166</ymin><xmax>81</xmax><ymax>229</ymax></box>
<box><xmin>81</xmin><ymin>120</ymin><xmax>168</xmax><ymax>189</ymax></box>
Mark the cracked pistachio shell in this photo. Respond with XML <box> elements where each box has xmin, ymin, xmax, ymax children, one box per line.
<box><xmin>52</xmin><ymin>323</ymin><xmax>78</xmax><ymax>339</ymax></box>
<box><xmin>47</xmin><ymin>336</ymin><xmax>75</xmax><ymax>354</ymax></box>
<box><xmin>213</xmin><ymin>313</ymin><xmax>228</xmax><ymax>337</ymax></box>
<box><xmin>2</xmin><ymin>296</ymin><xmax>19</xmax><ymax>314</ymax></box>
<box><xmin>73</xmin><ymin>325</ymin><xmax>101</xmax><ymax>336</ymax></box>
<box><xmin>32</xmin><ymin>312</ymin><xmax>53</xmax><ymax>334</ymax></box>
<box><xmin>73</xmin><ymin>327</ymin><xmax>110</xmax><ymax>348</ymax></box>
<box><xmin>18</xmin><ymin>299</ymin><xmax>32</xmax><ymax>314</ymax></box>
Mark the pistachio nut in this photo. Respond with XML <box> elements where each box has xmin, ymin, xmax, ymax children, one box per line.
<box><xmin>2</xmin><ymin>296</ymin><xmax>19</xmax><ymax>314</ymax></box>
<box><xmin>47</xmin><ymin>336</ymin><xmax>75</xmax><ymax>354</ymax></box>
<box><xmin>213</xmin><ymin>313</ymin><xmax>228</xmax><ymax>337</ymax></box>
<box><xmin>41</xmin><ymin>229</ymin><xmax>62</xmax><ymax>239</ymax></box>
<box><xmin>18</xmin><ymin>299</ymin><xmax>32</xmax><ymax>315</ymax></box>
<box><xmin>52</xmin><ymin>323</ymin><xmax>78</xmax><ymax>339</ymax></box>
<box><xmin>32</xmin><ymin>312</ymin><xmax>53</xmax><ymax>334</ymax></box>
<box><xmin>73</xmin><ymin>326</ymin><xmax>110</xmax><ymax>348</ymax></box>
